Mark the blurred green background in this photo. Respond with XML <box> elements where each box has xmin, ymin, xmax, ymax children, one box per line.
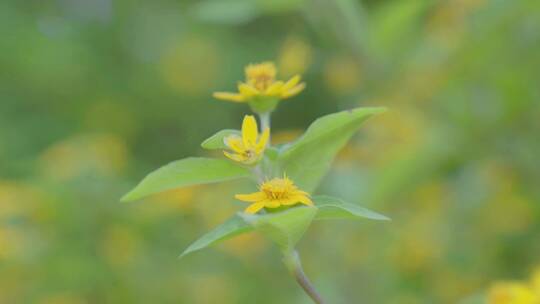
<box><xmin>1</xmin><ymin>0</ymin><xmax>540</xmax><ymax>303</ymax></box>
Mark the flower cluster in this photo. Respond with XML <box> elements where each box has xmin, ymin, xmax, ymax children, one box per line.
<box><xmin>217</xmin><ymin>62</ymin><xmax>310</xmax><ymax>214</ymax></box>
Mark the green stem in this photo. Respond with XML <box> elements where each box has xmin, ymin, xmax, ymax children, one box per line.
<box><xmin>258</xmin><ymin>112</ymin><xmax>272</xmax><ymax>178</ymax></box>
<box><xmin>283</xmin><ymin>250</ymin><xmax>326</xmax><ymax>304</ymax></box>
<box><xmin>253</xmin><ymin>164</ymin><xmax>264</xmax><ymax>184</ymax></box>
<box><xmin>259</xmin><ymin>112</ymin><xmax>271</xmax><ymax>136</ymax></box>
<box><xmin>259</xmin><ymin>111</ymin><xmax>272</xmax><ymax>147</ymax></box>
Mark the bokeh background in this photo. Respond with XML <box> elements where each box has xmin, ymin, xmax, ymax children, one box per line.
<box><xmin>2</xmin><ymin>0</ymin><xmax>540</xmax><ymax>303</ymax></box>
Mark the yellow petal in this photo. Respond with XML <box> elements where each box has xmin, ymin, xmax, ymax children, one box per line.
<box><xmin>279</xmin><ymin>197</ymin><xmax>297</xmax><ymax>206</ymax></box>
<box><xmin>235</xmin><ymin>192</ymin><xmax>266</xmax><ymax>202</ymax></box>
<box><xmin>242</xmin><ymin>115</ymin><xmax>258</xmax><ymax>147</ymax></box>
<box><xmin>531</xmin><ymin>268</ymin><xmax>540</xmax><ymax>292</ymax></box>
<box><xmin>488</xmin><ymin>283</ymin><xmax>538</xmax><ymax>304</ymax></box>
<box><xmin>238</xmin><ymin>83</ymin><xmax>259</xmax><ymax>97</ymax></box>
<box><xmin>213</xmin><ymin>92</ymin><xmax>246</xmax><ymax>103</ymax></box>
<box><xmin>281</xmin><ymin>83</ymin><xmax>305</xmax><ymax>99</ymax></box>
<box><xmin>280</xmin><ymin>194</ymin><xmax>312</xmax><ymax>206</ymax></box>
<box><xmin>295</xmin><ymin>190</ymin><xmax>310</xmax><ymax>197</ymax></box>
<box><xmin>223</xmin><ymin>151</ymin><xmax>246</xmax><ymax>163</ymax></box>
<box><xmin>244</xmin><ymin>202</ymin><xmax>265</xmax><ymax>214</ymax></box>
<box><xmin>282</xmin><ymin>75</ymin><xmax>301</xmax><ymax>91</ymax></box>
<box><xmin>255</xmin><ymin>127</ymin><xmax>270</xmax><ymax>153</ymax></box>
<box><xmin>296</xmin><ymin>195</ymin><xmax>313</xmax><ymax>206</ymax></box>
<box><xmin>224</xmin><ymin>135</ymin><xmax>245</xmax><ymax>154</ymax></box>
<box><xmin>245</xmin><ymin>62</ymin><xmax>277</xmax><ymax>80</ymax></box>
<box><xmin>265</xmin><ymin>81</ymin><xmax>284</xmax><ymax>96</ymax></box>
<box><xmin>265</xmin><ymin>199</ymin><xmax>281</xmax><ymax>208</ymax></box>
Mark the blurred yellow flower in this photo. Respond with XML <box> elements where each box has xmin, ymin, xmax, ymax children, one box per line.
<box><xmin>278</xmin><ymin>36</ymin><xmax>312</xmax><ymax>78</ymax></box>
<box><xmin>187</xmin><ymin>274</ymin><xmax>238</xmax><ymax>304</ymax></box>
<box><xmin>235</xmin><ymin>176</ymin><xmax>313</xmax><ymax>214</ymax></box>
<box><xmin>323</xmin><ymin>55</ymin><xmax>362</xmax><ymax>95</ymax></box>
<box><xmin>100</xmin><ymin>225</ymin><xmax>140</xmax><ymax>267</ymax></box>
<box><xmin>39</xmin><ymin>134</ymin><xmax>127</xmax><ymax>180</ymax></box>
<box><xmin>488</xmin><ymin>282</ymin><xmax>538</xmax><ymax>304</ymax></box>
<box><xmin>160</xmin><ymin>37</ymin><xmax>220</xmax><ymax>96</ymax></box>
<box><xmin>223</xmin><ymin>115</ymin><xmax>269</xmax><ymax>165</ymax></box>
<box><xmin>531</xmin><ymin>268</ymin><xmax>540</xmax><ymax>294</ymax></box>
<box><xmin>219</xmin><ymin>231</ymin><xmax>267</xmax><ymax>259</ymax></box>
<box><xmin>213</xmin><ymin>62</ymin><xmax>305</xmax><ymax>109</ymax></box>
<box><xmin>148</xmin><ymin>187</ymin><xmax>196</xmax><ymax>214</ymax></box>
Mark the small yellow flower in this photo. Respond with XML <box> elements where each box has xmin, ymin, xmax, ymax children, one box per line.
<box><xmin>235</xmin><ymin>176</ymin><xmax>313</xmax><ymax>214</ymax></box>
<box><xmin>223</xmin><ymin>115</ymin><xmax>269</xmax><ymax>164</ymax></box>
<box><xmin>488</xmin><ymin>282</ymin><xmax>538</xmax><ymax>304</ymax></box>
<box><xmin>213</xmin><ymin>62</ymin><xmax>305</xmax><ymax>106</ymax></box>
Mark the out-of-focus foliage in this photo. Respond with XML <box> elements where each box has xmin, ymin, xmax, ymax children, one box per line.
<box><xmin>1</xmin><ymin>0</ymin><xmax>539</xmax><ymax>303</ymax></box>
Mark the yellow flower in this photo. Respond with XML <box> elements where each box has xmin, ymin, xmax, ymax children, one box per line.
<box><xmin>223</xmin><ymin>115</ymin><xmax>269</xmax><ymax>164</ymax></box>
<box><xmin>531</xmin><ymin>268</ymin><xmax>540</xmax><ymax>295</ymax></box>
<box><xmin>213</xmin><ymin>62</ymin><xmax>305</xmax><ymax>111</ymax></box>
<box><xmin>488</xmin><ymin>282</ymin><xmax>538</xmax><ymax>304</ymax></box>
<box><xmin>235</xmin><ymin>176</ymin><xmax>313</xmax><ymax>214</ymax></box>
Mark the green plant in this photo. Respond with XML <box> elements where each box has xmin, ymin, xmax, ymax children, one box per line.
<box><xmin>122</xmin><ymin>61</ymin><xmax>389</xmax><ymax>304</ymax></box>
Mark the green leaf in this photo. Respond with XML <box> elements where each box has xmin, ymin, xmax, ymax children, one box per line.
<box><xmin>278</xmin><ymin>107</ymin><xmax>386</xmax><ymax>192</ymax></box>
<box><xmin>201</xmin><ymin>129</ymin><xmax>240</xmax><ymax>150</ymax></box>
<box><xmin>240</xmin><ymin>206</ymin><xmax>317</xmax><ymax>253</ymax></box>
<box><xmin>313</xmin><ymin>195</ymin><xmax>390</xmax><ymax>221</ymax></box>
<box><xmin>121</xmin><ymin>157</ymin><xmax>250</xmax><ymax>202</ymax></box>
<box><xmin>180</xmin><ymin>214</ymin><xmax>253</xmax><ymax>258</ymax></box>
<box><xmin>264</xmin><ymin>146</ymin><xmax>280</xmax><ymax>161</ymax></box>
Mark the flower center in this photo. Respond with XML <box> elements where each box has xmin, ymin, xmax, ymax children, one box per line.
<box><xmin>261</xmin><ymin>178</ymin><xmax>295</xmax><ymax>200</ymax></box>
<box><xmin>251</xmin><ymin>74</ymin><xmax>274</xmax><ymax>91</ymax></box>
<box><xmin>243</xmin><ymin>149</ymin><xmax>255</xmax><ymax>160</ymax></box>
<box><xmin>245</xmin><ymin>62</ymin><xmax>277</xmax><ymax>92</ymax></box>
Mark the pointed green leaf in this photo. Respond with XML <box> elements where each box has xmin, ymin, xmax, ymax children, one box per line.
<box><xmin>241</xmin><ymin>206</ymin><xmax>317</xmax><ymax>253</ymax></box>
<box><xmin>180</xmin><ymin>214</ymin><xmax>253</xmax><ymax>258</ymax></box>
<box><xmin>313</xmin><ymin>195</ymin><xmax>390</xmax><ymax>221</ymax></box>
<box><xmin>279</xmin><ymin>107</ymin><xmax>386</xmax><ymax>192</ymax></box>
<box><xmin>201</xmin><ymin>129</ymin><xmax>240</xmax><ymax>150</ymax></box>
<box><xmin>121</xmin><ymin>157</ymin><xmax>250</xmax><ymax>202</ymax></box>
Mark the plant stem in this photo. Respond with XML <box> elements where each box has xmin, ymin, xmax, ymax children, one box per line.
<box><xmin>253</xmin><ymin>164</ymin><xmax>264</xmax><ymax>184</ymax></box>
<box><xmin>283</xmin><ymin>250</ymin><xmax>326</xmax><ymax>304</ymax></box>
<box><xmin>259</xmin><ymin>112</ymin><xmax>271</xmax><ymax>142</ymax></box>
